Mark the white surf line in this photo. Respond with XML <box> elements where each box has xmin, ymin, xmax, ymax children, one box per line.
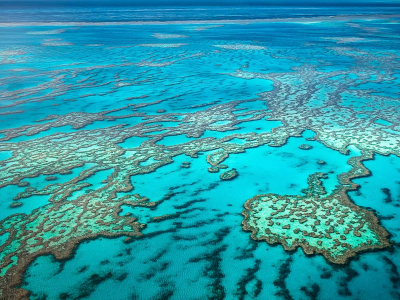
<box><xmin>0</xmin><ymin>14</ymin><xmax>399</xmax><ymax>27</ymax></box>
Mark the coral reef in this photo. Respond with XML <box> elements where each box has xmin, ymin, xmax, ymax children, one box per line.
<box><xmin>242</xmin><ymin>153</ymin><xmax>390</xmax><ymax>264</ymax></box>
<box><xmin>220</xmin><ymin>169</ymin><xmax>239</xmax><ymax>181</ymax></box>
<box><xmin>299</xmin><ymin>144</ymin><xmax>313</xmax><ymax>150</ymax></box>
<box><xmin>0</xmin><ymin>20</ymin><xmax>400</xmax><ymax>299</ymax></box>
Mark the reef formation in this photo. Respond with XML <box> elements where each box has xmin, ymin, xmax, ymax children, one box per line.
<box><xmin>242</xmin><ymin>154</ymin><xmax>390</xmax><ymax>264</ymax></box>
<box><xmin>0</xmin><ymin>18</ymin><xmax>399</xmax><ymax>299</ymax></box>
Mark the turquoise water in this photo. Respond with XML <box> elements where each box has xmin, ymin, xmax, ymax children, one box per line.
<box><xmin>0</xmin><ymin>4</ymin><xmax>400</xmax><ymax>300</ymax></box>
<box><xmin>22</xmin><ymin>135</ymin><xmax>356</xmax><ymax>300</ymax></box>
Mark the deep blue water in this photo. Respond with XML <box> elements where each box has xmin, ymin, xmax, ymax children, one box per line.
<box><xmin>0</xmin><ymin>4</ymin><xmax>399</xmax><ymax>23</ymax></box>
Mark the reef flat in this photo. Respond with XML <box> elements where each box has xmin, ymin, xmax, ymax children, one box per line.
<box><xmin>0</xmin><ymin>5</ymin><xmax>400</xmax><ymax>300</ymax></box>
<box><xmin>242</xmin><ymin>154</ymin><xmax>390</xmax><ymax>264</ymax></box>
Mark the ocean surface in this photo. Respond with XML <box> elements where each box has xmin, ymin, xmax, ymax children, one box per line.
<box><xmin>0</xmin><ymin>3</ymin><xmax>400</xmax><ymax>300</ymax></box>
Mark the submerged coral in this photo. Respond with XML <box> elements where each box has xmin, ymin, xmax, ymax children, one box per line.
<box><xmin>0</xmin><ymin>15</ymin><xmax>399</xmax><ymax>299</ymax></box>
<box><xmin>242</xmin><ymin>154</ymin><xmax>390</xmax><ymax>264</ymax></box>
